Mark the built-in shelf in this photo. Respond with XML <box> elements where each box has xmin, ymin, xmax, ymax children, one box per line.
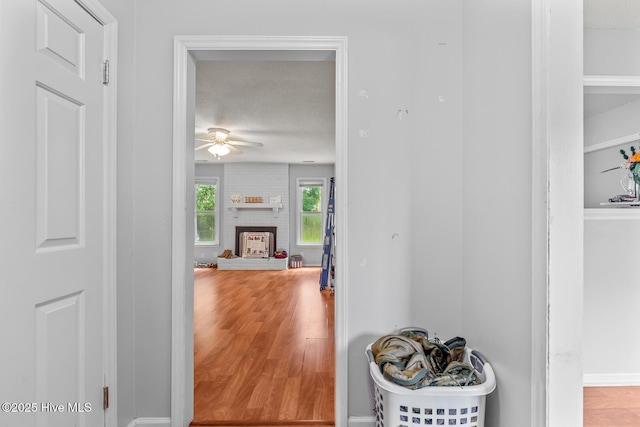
<box><xmin>599</xmin><ymin>202</ymin><xmax>640</xmax><ymax>207</ymax></box>
<box><xmin>228</xmin><ymin>202</ymin><xmax>283</xmax><ymax>218</ymax></box>
<box><xmin>585</xmin><ymin>207</ymin><xmax>640</xmax><ymax>220</ymax></box>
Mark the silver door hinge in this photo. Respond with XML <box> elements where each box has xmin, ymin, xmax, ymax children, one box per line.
<box><xmin>103</xmin><ymin>60</ymin><xmax>109</xmax><ymax>85</ymax></box>
<box><xmin>103</xmin><ymin>386</ymin><xmax>109</xmax><ymax>410</ymax></box>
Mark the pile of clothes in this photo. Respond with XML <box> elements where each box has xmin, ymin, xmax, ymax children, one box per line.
<box><xmin>371</xmin><ymin>329</ymin><xmax>481</xmax><ymax>389</ymax></box>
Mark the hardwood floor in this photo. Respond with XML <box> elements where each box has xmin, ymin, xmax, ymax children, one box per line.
<box><xmin>191</xmin><ymin>267</ymin><xmax>335</xmax><ymax>427</ymax></box>
<box><xmin>584</xmin><ymin>386</ymin><xmax>640</xmax><ymax>426</ymax></box>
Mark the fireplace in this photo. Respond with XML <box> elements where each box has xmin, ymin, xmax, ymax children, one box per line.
<box><xmin>235</xmin><ymin>226</ymin><xmax>277</xmax><ymax>257</ymax></box>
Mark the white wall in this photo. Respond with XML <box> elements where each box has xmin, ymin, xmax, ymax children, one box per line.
<box><xmin>132</xmin><ymin>0</ymin><xmax>466</xmax><ymax>421</ymax></box>
<box><xmin>584</xmin><ymin>213</ymin><xmax>640</xmax><ymax>384</ymax></box>
<box><xmin>459</xmin><ymin>2</ymin><xmax>537</xmax><ymax>424</ymax></box>
<box><xmin>127</xmin><ymin>0</ymin><xmax>549</xmax><ymax>426</ymax></box>
<box><xmin>584</xmin><ymin>29</ymin><xmax>640</xmax><ymax>76</ymax></box>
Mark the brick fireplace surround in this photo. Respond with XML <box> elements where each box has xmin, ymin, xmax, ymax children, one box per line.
<box><xmin>218</xmin><ymin>164</ymin><xmax>290</xmax><ymax>270</ymax></box>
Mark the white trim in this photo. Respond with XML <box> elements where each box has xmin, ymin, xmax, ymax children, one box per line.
<box><xmin>534</xmin><ymin>1</ymin><xmax>584</xmax><ymax>426</ymax></box>
<box><xmin>584</xmin><ymin>208</ymin><xmax>640</xmax><ymax>220</ymax></box>
<box><xmin>126</xmin><ymin>418</ymin><xmax>172</xmax><ymax>427</ymax></box>
<box><xmin>172</xmin><ymin>35</ymin><xmax>348</xmax><ymax>427</ymax></box>
<box><xmin>171</xmin><ymin>36</ymin><xmax>189</xmax><ymax>427</ymax></box>
<box><xmin>584</xmin><ymin>75</ymin><xmax>640</xmax><ymax>88</ymax></box>
<box><xmin>583</xmin><ymin>373</ymin><xmax>640</xmax><ymax>387</ymax></box>
<box><xmin>584</xmin><ymin>133</ymin><xmax>640</xmax><ymax>154</ymax></box>
<box><xmin>347</xmin><ymin>416</ymin><xmax>376</xmax><ymax>427</ymax></box>
<box><xmin>75</xmin><ymin>1</ymin><xmax>118</xmax><ymax>426</ymax></box>
<box><xmin>546</xmin><ymin>1</ymin><xmax>585</xmax><ymax>426</ymax></box>
<box><xmin>531</xmin><ymin>0</ymin><xmax>549</xmax><ymax>426</ymax></box>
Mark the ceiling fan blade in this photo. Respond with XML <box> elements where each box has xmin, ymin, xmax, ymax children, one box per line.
<box><xmin>195</xmin><ymin>142</ymin><xmax>214</xmax><ymax>151</ymax></box>
<box><xmin>227</xmin><ymin>140</ymin><xmax>264</xmax><ymax>148</ymax></box>
<box><xmin>226</xmin><ymin>144</ymin><xmax>243</xmax><ymax>154</ymax></box>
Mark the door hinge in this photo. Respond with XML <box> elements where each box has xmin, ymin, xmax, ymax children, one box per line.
<box><xmin>103</xmin><ymin>386</ymin><xmax>109</xmax><ymax>410</ymax></box>
<box><xmin>102</xmin><ymin>60</ymin><xmax>110</xmax><ymax>85</ymax></box>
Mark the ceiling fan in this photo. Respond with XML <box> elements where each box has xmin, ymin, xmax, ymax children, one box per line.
<box><xmin>195</xmin><ymin>128</ymin><xmax>263</xmax><ymax>158</ymax></box>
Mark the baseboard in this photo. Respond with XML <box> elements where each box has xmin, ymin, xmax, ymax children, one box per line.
<box><xmin>584</xmin><ymin>373</ymin><xmax>640</xmax><ymax>387</ymax></box>
<box><xmin>126</xmin><ymin>416</ymin><xmax>371</xmax><ymax>427</ymax></box>
<box><xmin>125</xmin><ymin>417</ymin><xmax>171</xmax><ymax>427</ymax></box>
<box><xmin>348</xmin><ymin>416</ymin><xmax>376</xmax><ymax>427</ymax></box>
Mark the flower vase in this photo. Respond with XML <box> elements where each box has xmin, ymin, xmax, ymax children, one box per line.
<box><xmin>635</xmin><ymin>173</ymin><xmax>640</xmax><ymax>201</ymax></box>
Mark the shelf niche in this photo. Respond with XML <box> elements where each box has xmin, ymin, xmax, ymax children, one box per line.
<box><xmin>584</xmin><ymin>75</ymin><xmax>640</xmax><ymax>210</ymax></box>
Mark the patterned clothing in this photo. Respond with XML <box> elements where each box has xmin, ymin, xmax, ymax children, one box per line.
<box><xmin>371</xmin><ymin>330</ymin><xmax>480</xmax><ymax>389</ymax></box>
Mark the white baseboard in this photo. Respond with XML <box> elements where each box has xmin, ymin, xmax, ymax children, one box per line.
<box><xmin>348</xmin><ymin>416</ymin><xmax>376</xmax><ymax>427</ymax></box>
<box><xmin>125</xmin><ymin>417</ymin><xmax>171</xmax><ymax>427</ymax></box>
<box><xmin>127</xmin><ymin>417</ymin><xmax>370</xmax><ymax>427</ymax></box>
<box><xmin>584</xmin><ymin>373</ymin><xmax>640</xmax><ymax>387</ymax></box>
<box><xmin>217</xmin><ymin>256</ymin><xmax>288</xmax><ymax>270</ymax></box>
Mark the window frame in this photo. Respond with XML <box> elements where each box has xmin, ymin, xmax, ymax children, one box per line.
<box><xmin>296</xmin><ymin>177</ymin><xmax>326</xmax><ymax>247</ymax></box>
<box><xmin>194</xmin><ymin>177</ymin><xmax>219</xmax><ymax>246</ymax></box>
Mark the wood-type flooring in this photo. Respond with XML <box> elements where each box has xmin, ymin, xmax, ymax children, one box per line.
<box><xmin>191</xmin><ymin>267</ymin><xmax>334</xmax><ymax>427</ymax></box>
<box><xmin>584</xmin><ymin>386</ymin><xmax>640</xmax><ymax>426</ymax></box>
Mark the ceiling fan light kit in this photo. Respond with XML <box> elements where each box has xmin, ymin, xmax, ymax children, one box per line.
<box><xmin>208</xmin><ymin>144</ymin><xmax>231</xmax><ymax>157</ymax></box>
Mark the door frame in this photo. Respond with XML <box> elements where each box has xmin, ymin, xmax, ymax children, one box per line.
<box><xmin>75</xmin><ymin>1</ymin><xmax>118</xmax><ymax>426</ymax></box>
<box><xmin>532</xmin><ymin>0</ymin><xmax>584</xmax><ymax>425</ymax></box>
<box><xmin>171</xmin><ymin>35</ymin><xmax>349</xmax><ymax>427</ymax></box>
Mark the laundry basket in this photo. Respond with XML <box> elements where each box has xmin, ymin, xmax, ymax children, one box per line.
<box><xmin>366</xmin><ymin>342</ymin><xmax>496</xmax><ymax>427</ymax></box>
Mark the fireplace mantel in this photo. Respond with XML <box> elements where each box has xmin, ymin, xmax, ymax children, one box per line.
<box><xmin>228</xmin><ymin>202</ymin><xmax>283</xmax><ymax>218</ymax></box>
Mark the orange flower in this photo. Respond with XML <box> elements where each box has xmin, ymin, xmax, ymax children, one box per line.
<box><xmin>631</xmin><ymin>153</ymin><xmax>640</xmax><ymax>163</ymax></box>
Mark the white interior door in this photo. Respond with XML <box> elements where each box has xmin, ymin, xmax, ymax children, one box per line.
<box><xmin>0</xmin><ymin>1</ymin><xmax>107</xmax><ymax>426</ymax></box>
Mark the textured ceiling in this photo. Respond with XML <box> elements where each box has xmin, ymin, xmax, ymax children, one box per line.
<box><xmin>195</xmin><ymin>59</ymin><xmax>335</xmax><ymax>164</ymax></box>
<box><xmin>585</xmin><ymin>0</ymin><xmax>640</xmax><ymax>28</ymax></box>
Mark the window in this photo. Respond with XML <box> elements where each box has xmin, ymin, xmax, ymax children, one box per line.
<box><xmin>297</xmin><ymin>178</ymin><xmax>325</xmax><ymax>245</ymax></box>
<box><xmin>195</xmin><ymin>179</ymin><xmax>219</xmax><ymax>245</ymax></box>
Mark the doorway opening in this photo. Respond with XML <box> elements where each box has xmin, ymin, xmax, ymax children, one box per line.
<box><xmin>172</xmin><ymin>36</ymin><xmax>348</xmax><ymax>427</ymax></box>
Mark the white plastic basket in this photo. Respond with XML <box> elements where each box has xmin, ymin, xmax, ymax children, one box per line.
<box><xmin>366</xmin><ymin>344</ymin><xmax>496</xmax><ymax>427</ymax></box>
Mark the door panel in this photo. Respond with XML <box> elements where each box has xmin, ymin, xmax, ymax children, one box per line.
<box><xmin>36</xmin><ymin>1</ymin><xmax>84</xmax><ymax>77</ymax></box>
<box><xmin>35</xmin><ymin>83</ymin><xmax>84</xmax><ymax>250</ymax></box>
<box><xmin>0</xmin><ymin>1</ymin><xmax>106</xmax><ymax>426</ymax></box>
<box><xmin>35</xmin><ymin>292</ymin><xmax>86</xmax><ymax>427</ymax></box>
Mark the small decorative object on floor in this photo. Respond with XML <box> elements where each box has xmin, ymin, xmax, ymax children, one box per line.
<box><xmin>194</xmin><ymin>262</ymin><xmax>217</xmax><ymax>268</ymax></box>
<box><xmin>290</xmin><ymin>255</ymin><xmax>303</xmax><ymax>268</ymax></box>
<box><xmin>218</xmin><ymin>249</ymin><xmax>235</xmax><ymax>259</ymax></box>
<box><xmin>602</xmin><ymin>146</ymin><xmax>640</xmax><ymax>201</ymax></box>
<box><xmin>274</xmin><ymin>249</ymin><xmax>287</xmax><ymax>259</ymax></box>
